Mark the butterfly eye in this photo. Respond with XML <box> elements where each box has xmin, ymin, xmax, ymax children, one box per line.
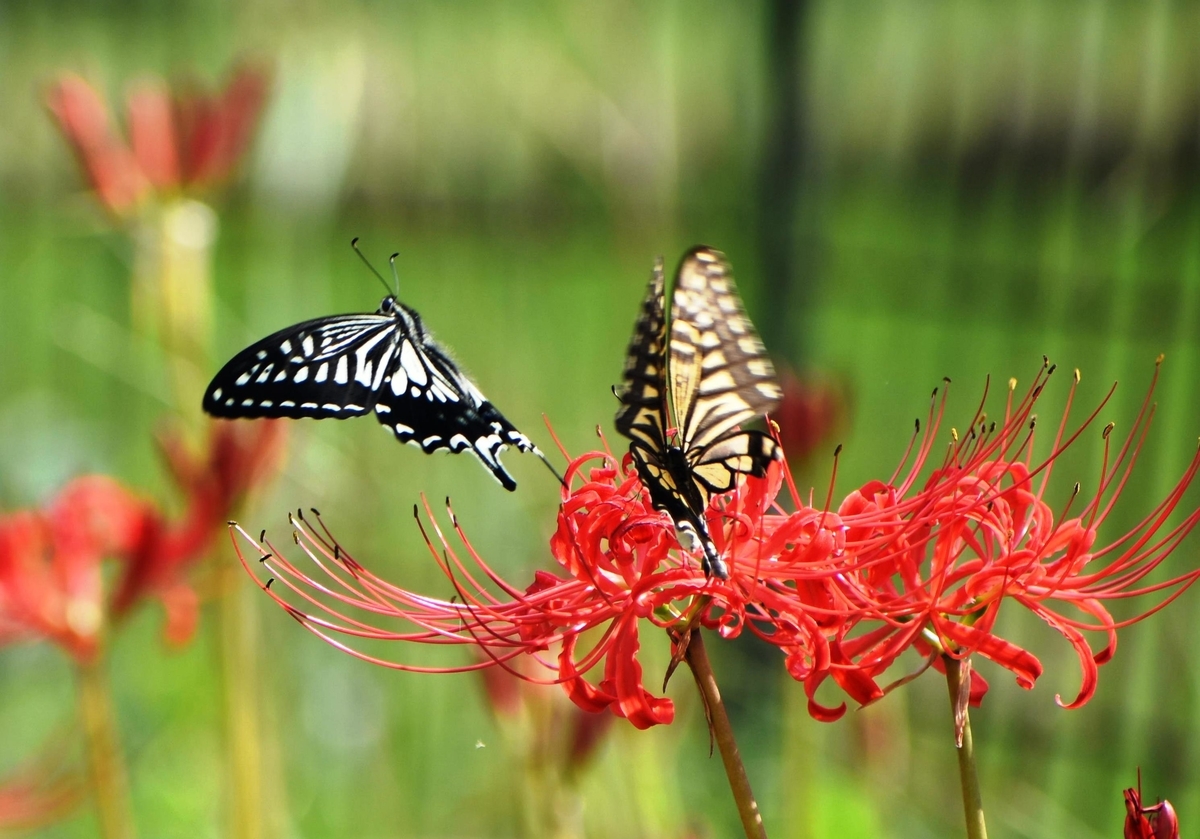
<box><xmin>379</xmin><ymin>297</ymin><xmax>395</xmax><ymax>314</ymax></box>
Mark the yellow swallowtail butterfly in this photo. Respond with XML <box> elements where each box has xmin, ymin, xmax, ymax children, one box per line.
<box><xmin>615</xmin><ymin>246</ymin><xmax>782</xmax><ymax>578</ymax></box>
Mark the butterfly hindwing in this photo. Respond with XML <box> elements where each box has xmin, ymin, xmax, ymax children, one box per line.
<box><xmin>204</xmin><ymin>296</ymin><xmax>537</xmax><ymax>491</ymax></box>
<box><xmin>375</xmin><ymin>336</ymin><xmax>536</xmax><ymax>490</ymax></box>
<box><xmin>689</xmin><ymin>429</ymin><xmax>780</xmax><ymax>495</ymax></box>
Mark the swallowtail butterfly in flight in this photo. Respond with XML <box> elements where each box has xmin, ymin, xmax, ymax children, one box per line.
<box><xmin>203</xmin><ymin>241</ymin><xmax>551</xmax><ymax>491</ymax></box>
<box><xmin>614</xmin><ymin>246</ymin><xmax>782</xmax><ymax>578</ymax></box>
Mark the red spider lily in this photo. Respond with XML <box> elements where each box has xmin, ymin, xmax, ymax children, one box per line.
<box><xmin>0</xmin><ymin>477</ymin><xmax>149</xmax><ymax>661</ymax></box>
<box><xmin>0</xmin><ymin>419</ymin><xmax>284</xmax><ymax>657</ymax></box>
<box><xmin>812</xmin><ymin>358</ymin><xmax>1200</xmax><ymax>717</ymax></box>
<box><xmin>111</xmin><ymin>418</ymin><xmax>286</xmax><ymax>644</ymax></box>
<box><xmin>47</xmin><ymin>62</ymin><xmax>269</xmax><ymax>217</ymax></box>
<box><xmin>233</xmin><ymin>446</ymin><xmax>848</xmax><ymax>729</ymax></box>
<box><xmin>1125</xmin><ymin>785</ymin><xmax>1179</xmax><ymax>839</ymax></box>
<box><xmin>234</xmin><ymin>359</ymin><xmax>1200</xmax><ymax>728</ymax></box>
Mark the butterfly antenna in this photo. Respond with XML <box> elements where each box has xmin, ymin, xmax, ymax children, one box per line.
<box><xmin>535</xmin><ymin>450</ymin><xmax>567</xmax><ymax>489</ymax></box>
<box><xmin>351</xmin><ymin>237</ymin><xmax>396</xmax><ymax>297</ymax></box>
<box><xmin>389</xmin><ymin>252</ymin><xmax>402</xmax><ymax>295</ymax></box>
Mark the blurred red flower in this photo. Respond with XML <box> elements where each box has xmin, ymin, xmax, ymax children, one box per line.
<box><xmin>0</xmin><ymin>419</ymin><xmax>284</xmax><ymax>658</ymax></box>
<box><xmin>46</xmin><ymin>62</ymin><xmax>269</xmax><ymax>216</ymax></box>
<box><xmin>1125</xmin><ymin>785</ymin><xmax>1179</xmax><ymax>839</ymax></box>
<box><xmin>0</xmin><ymin>735</ymin><xmax>84</xmax><ymax>832</ymax></box>
<box><xmin>112</xmin><ymin>418</ymin><xmax>286</xmax><ymax>644</ymax></box>
<box><xmin>773</xmin><ymin>368</ymin><xmax>844</xmax><ymax>463</ymax></box>
<box><xmin>0</xmin><ymin>477</ymin><xmax>147</xmax><ymax>662</ymax></box>
<box><xmin>237</xmin><ymin>359</ymin><xmax>1200</xmax><ymax>727</ymax></box>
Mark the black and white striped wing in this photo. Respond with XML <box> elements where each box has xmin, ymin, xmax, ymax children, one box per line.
<box><xmin>377</xmin><ymin>336</ymin><xmax>538</xmax><ymax>492</ymax></box>
<box><xmin>669</xmin><ymin>247</ymin><xmax>783</xmax><ymax>451</ymax></box>
<box><xmin>614</xmin><ymin>257</ymin><xmax>668</xmax><ymax>452</ymax></box>
<box><xmin>203</xmin><ymin>314</ymin><xmax>396</xmax><ymax>420</ymax></box>
<box><xmin>203</xmin><ymin>306</ymin><xmax>537</xmax><ymax>491</ymax></box>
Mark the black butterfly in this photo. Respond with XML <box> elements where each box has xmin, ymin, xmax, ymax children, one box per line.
<box><xmin>203</xmin><ymin>248</ymin><xmax>544</xmax><ymax>491</ymax></box>
<box><xmin>614</xmin><ymin>246</ymin><xmax>782</xmax><ymax>578</ymax></box>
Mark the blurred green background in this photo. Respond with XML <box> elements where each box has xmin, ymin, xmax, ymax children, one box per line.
<box><xmin>4</xmin><ymin>0</ymin><xmax>1200</xmax><ymax>836</ymax></box>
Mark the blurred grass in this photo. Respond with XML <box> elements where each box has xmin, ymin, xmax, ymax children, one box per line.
<box><xmin>4</xmin><ymin>0</ymin><xmax>1200</xmax><ymax>837</ymax></box>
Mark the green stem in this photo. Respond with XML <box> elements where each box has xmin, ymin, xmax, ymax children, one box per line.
<box><xmin>217</xmin><ymin>563</ymin><xmax>264</xmax><ymax>839</ymax></box>
<box><xmin>942</xmin><ymin>656</ymin><xmax>988</xmax><ymax>839</ymax></box>
<box><xmin>78</xmin><ymin>658</ymin><xmax>136</xmax><ymax>839</ymax></box>
<box><xmin>685</xmin><ymin>630</ymin><xmax>768</xmax><ymax>839</ymax></box>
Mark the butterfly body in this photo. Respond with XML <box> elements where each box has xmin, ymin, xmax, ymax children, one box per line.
<box><xmin>204</xmin><ymin>294</ymin><xmax>537</xmax><ymax>490</ymax></box>
<box><xmin>615</xmin><ymin>246</ymin><xmax>782</xmax><ymax>578</ymax></box>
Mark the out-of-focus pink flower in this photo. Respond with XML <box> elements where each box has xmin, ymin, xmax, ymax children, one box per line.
<box><xmin>47</xmin><ymin>62</ymin><xmax>270</xmax><ymax>217</ymax></box>
<box><xmin>46</xmin><ymin>75</ymin><xmax>148</xmax><ymax>215</ymax></box>
<box><xmin>0</xmin><ymin>419</ymin><xmax>284</xmax><ymax>656</ymax></box>
<box><xmin>1125</xmin><ymin>784</ymin><xmax>1179</xmax><ymax>839</ymax></box>
<box><xmin>0</xmin><ymin>736</ymin><xmax>85</xmax><ymax>832</ymax></box>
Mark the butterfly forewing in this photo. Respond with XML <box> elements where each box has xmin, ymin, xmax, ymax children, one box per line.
<box><xmin>614</xmin><ymin>258</ymin><xmax>668</xmax><ymax>452</ymax></box>
<box><xmin>670</xmin><ymin>248</ymin><xmax>782</xmax><ymax>450</ymax></box>
<box><xmin>204</xmin><ymin>296</ymin><xmax>537</xmax><ymax>491</ymax></box>
<box><xmin>203</xmin><ymin>314</ymin><xmax>396</xmax><ymax>419</ymax></box>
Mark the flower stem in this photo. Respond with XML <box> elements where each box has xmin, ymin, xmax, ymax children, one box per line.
<box><xmin>942</xmin><ymin>656</ymin><xmax>988</xmax><ymax>839</ymax></box>
<box><xmin>77</xmin><ymin>658</ymin><xmax>136</xmax><ymax>839</ymax></box>
<box><xmin>217</xmin><ymin>563</ymin><xmax>264</xmax><ymax>839</ymax></box>
<box><xmin>685</xmin><ymin>630</ymin><xmax>768</xmax><ymax>839</ymax></box>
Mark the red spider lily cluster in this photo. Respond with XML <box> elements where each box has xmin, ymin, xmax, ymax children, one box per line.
<box><xmin>46</xmin><ymin>63</ymin><xmax>269</xmax><ymax>217</ymax></box>
<box><xmin>0</xmin><ymin>420</ymin><xmax>283</xmax><ymax>660</ymax></box>
<box><xmin>236</xmin><ymin>359</ymin><xmax>1200</xmax><ymax>728</ymax></box>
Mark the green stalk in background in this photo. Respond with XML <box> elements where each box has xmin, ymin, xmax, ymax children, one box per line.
<box><xmin>78</xmin><ymin>658</ymin><xmax>135</xmax><ymax>839</ymax></box>
<box><xmin>137</xmin><ymin>200</ymin><xmax>270</xmax><ymax>839</ymax></box>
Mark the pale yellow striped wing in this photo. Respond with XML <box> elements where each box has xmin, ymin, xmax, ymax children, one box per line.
<box><xmin>668</xmin><ymin>247</ymin><xmax>783</xmax><ymax>452</ymax></box>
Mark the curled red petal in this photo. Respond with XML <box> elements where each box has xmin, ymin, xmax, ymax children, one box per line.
<box><xmin>558</xmin><ymin>635</ymin><xmax>615</xmax><ymax>715</ymax></box>
<box><xmin>933</xmin><ymin>617</ymin><xmax>1042</xmax><ymax>692</ymax></box>
<box><xmin>603</xmin><ymin>614</ymin><xmax>674</xmax><ymax>729</ymax></box>
<box><xmin>1042</xmin><ymin>613</ymin><xmax>1098</xmax><ymax>709</ymax></box>
<box><xmin>802</xmin><ymin>670</ymin><xmax>847</xmax><ymax>722</ymax></box>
